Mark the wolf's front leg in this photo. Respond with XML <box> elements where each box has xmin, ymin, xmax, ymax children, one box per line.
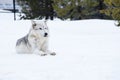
<box><xmin>37</xmin><ymin>49</ymin><xmax>56</xmax><ymax>56</ymax></box>
<box><xmin>34</xmin><ymin>49</ymin><xmax>47</xmax><ymax>56</ymax></box>
<box><xmin>41</xmin><ymin>41</ymin><xmax>56</xmax><ymax>56</ymax></box>
<box><xmin>45</xmin><ymin>50</ymin><xmax>56</xmax><ymax>56</ymax></box>
<box><xmin>39</xmin><ymin>51</ymin><xmax>47</xmax><ymax>56</ymax></box>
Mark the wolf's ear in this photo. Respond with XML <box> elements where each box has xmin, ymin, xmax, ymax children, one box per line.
<box><xmin>31</xmin><ymin>20</ymin><xmax>36</xmax><ymax>29</ymax></box>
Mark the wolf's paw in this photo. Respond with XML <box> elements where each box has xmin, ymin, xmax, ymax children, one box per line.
<box><xmin>40</xmin><ymin>53</ymin><xmax>47</xmax><ymax>56</ymax></box>
<box><xmin>50</xmin><ymin>52</ymin><xmax>56</xmax><ymax>56</ymax></box>
<box><xmin>38</xmin><ymin>51</ymin><xmax>47</xmax><ymax>56</ymax></box>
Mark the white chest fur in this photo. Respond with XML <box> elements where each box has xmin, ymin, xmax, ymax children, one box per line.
<box><xmin>28</xmin><ymin>31</ymin><xmax>48</xmax><ymax>50</ymax></box>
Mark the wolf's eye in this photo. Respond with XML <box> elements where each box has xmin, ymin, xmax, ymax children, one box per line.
<box><xmin>39</xmin><ymin>28</ymin><xmax>42</xmax><ymax>30</ymax></box>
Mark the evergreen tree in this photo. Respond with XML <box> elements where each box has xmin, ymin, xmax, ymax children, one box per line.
<box><xmin>52</xmin><ymin>0</ymin><xmax>78</xmax><ymax>20</ymax></box>
<box><xmin>81</xmin><ymin>0</ymin><xmax>99</xmax><ymax>19</ymax></box>
<box><xmin>17</xmin><ymin>0</ymin><xmax>55</xmax><ymax>20</ymax></box>
<box><xmin>97</xmin><ymin>0</ymin><xmax>105</xmax><ymax>19</ymax></box>
<box><xmin>101</xmin><ymin>0</ymin><xmax>120</xmax><ymax>26</ymax></box>
<box><xmin>52</xmin><ymin>0</ymin><xmax>107</xmax><ymax>20</ymax></box>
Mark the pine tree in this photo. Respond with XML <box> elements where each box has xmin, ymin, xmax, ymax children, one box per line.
<box><xmin>52</xmin><ymin>0</ymin><xmax>106</xmax><ymax>20</ymax></box>
<box><xmin>81</xmin><ymin>0</ymin><xmax>99</xmax><ymax>19</ymax></box>
<box><xmin>97</xmin><ymin>0</ymin><xmax>105</xmax><ymax>19</ymax></box>
<box><xmin>101</xmin><ymin>0</ymin><xmax>120</xmax><ymax>26</ymax></box>
<box><xmin>52</xmin><ymin>0</ymin><xmax>77</xmax><ymax>20</ymax></box>
<box><xmin>17</xmin><ymin>0</ymin><xmax>55</xmax><ymax>20</ymax></box>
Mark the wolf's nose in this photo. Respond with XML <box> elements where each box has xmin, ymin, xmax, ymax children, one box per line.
<box><xmin>44</xmin><ymin>33</ymin><xmax>48</xmax><ymax>37</ymax></box>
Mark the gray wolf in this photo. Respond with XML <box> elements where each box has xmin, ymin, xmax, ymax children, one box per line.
<box><xmin>16</xmin><ymin>20</ymin><xmax>56</xmax><ymax>56</ymax></box>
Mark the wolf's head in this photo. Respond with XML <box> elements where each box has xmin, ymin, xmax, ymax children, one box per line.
<box><xmin>31</xmin><ymin>20</ymin><xmax>49</xmax><ymax>38</ymax></box>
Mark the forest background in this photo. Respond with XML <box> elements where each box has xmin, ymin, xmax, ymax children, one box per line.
<box><xmin>17</xmin><ymin>0</ymin><xmax>120</xmax><ymax>25</ymax></box>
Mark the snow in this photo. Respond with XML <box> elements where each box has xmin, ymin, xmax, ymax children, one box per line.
<box><xmin>0</xmin><ymin>10</ymin><xmax>120</xmax><ymax>80</ymax></box>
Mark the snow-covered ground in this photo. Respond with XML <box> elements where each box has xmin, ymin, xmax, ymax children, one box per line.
<box><xmin>0</xmin><ymin>11</ymin><xmax>120</xmax><ymax>80</ymax></box>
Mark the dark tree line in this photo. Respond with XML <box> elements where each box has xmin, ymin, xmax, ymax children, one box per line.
<box><xmin>17</xmin><ymin>0</ymin><xmax>120</xmax><ymax>24</ymax></box>
<box><xmin>17</xmin><ymin>0</ymin><xmax>55</xmax><ymax>20</ymax></box>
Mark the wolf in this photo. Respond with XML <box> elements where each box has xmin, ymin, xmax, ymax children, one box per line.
<box><xmin>16</xmin><ymin>20</ymin><xmax>56</xmax><ymax>56</ymax></box>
